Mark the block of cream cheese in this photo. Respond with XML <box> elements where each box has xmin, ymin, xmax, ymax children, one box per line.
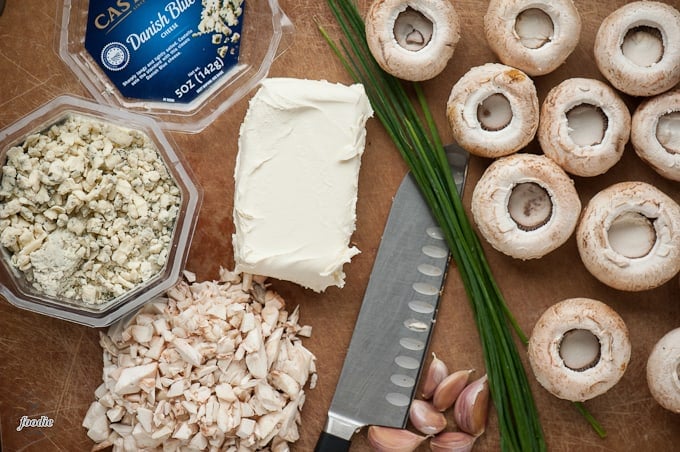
<box><xmin>232</xmin><ymin>78</ymin><xmax>373</xmax><ymax>292</ymax></box>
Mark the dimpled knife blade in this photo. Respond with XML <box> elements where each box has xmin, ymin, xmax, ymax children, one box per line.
<box><xmin>315</xmin><ymin>144</ymin><xmax>469</xmax><ymax>451</ymax></box>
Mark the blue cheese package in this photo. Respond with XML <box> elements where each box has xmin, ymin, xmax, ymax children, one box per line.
<box><xmin>84</xmin><ymin>0</ymin><xmax>245</xmax><ymax>104</ymax></box>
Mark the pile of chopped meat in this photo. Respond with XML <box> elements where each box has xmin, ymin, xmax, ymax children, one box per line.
<box><xmin>83</xmin><ymin>270</ymin><xmax>316</xmax><ymax>451</ymax></box>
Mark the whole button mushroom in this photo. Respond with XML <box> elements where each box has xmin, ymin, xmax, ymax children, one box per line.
<box><xmin>631</xmin><ymin>89</ymin><xmax>680</xmax><ymax>181</ymax></box>
<box><xmin>594</xmin><ymin>1</ymin><xmax>680</xmax><ymax>97</ymax></box>
<box><xmin>471</xmin><ymin>153</ymin><xmax>581</xmax><ymax>260</ymax></box>
<box><xmin>528</xmin><ymin>297</ymin><xmax>631</xmax><ymax>402</ymax></box>
<box><xmin>484</xmin><ymin>0</ymin><xmax>582</xmax><ymax>76</ymax></box>
<box><xmin>365</xmin><ymin>0</ymin><xmax>460</xmax><ymax>81</ymax></box>
<box><xmin>646</xmin><ymin>327</ymin><xmax>680</xmax><ymax>413</ymax></box>
<box><xmin>576</xmin><ymin>181</ymin><xmax>680</xmax><ymax>292</ymax></box>
<box><xmin>538</xmin><ymin>77</ymin><xmax>631</xmax><ymax>177</ymax></box>
<box><xmin>446</xmin><ymin>63</ymin><xmax>539</xmax><ymax>158</ymax></box>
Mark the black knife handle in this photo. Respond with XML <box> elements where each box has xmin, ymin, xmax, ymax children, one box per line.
<box><xmin>315</xmin><ymin>431</ymin><xmax>352</xmax><ymax>452</ymax></box>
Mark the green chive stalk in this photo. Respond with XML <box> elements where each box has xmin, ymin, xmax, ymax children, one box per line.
<box><xmin>320</xmin><ymin>1</ymin><xmax>547</xmax><ymax>450</ymax></box>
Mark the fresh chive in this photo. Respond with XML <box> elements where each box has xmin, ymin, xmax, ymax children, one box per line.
<box><xmin>321</xmin><ymin>2</ymin><xmax>547</xmax><ymax>450</ymax></box>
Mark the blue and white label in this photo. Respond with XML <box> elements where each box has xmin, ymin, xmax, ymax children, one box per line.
<box><xmin>85</xmin><ymin>0</ymin><xmax>245</xmax><ymax>104</ymax></box>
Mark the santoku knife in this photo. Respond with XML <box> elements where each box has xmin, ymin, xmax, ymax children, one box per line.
<box><xmin>315</xmin><ymin>144</ymin><xmax>469</xmax><ymax>451</ymax></box>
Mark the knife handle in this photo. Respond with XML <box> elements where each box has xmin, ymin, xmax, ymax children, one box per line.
<box><xmin>315</xmin><ymin>431</ymin><xmax>351</xmax><ymax>452</ymax></box>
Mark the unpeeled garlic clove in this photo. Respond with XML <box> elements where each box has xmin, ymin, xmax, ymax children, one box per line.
<box><xmin>430</xmin><ymin>431</ymin><xmax>477</xmax><ymax>452</ymax></box>
<box><xmin>453</xmin><ymin>374</ymin><xmax>490</xmax><ymax>437</ymax></box>
<box><xmin>367</xmin><ymin>425</ymin><xmax>427</xmax><ymax>452</ymax></box>
<box><xmin>432</xmin><ymin>369</ymin><xmax>474</xmax><ymax>411</ymax></box>
<box><xmin>409</xmin><ymin>399</ymin><xmax>447</xmax><ymax>435</ymax></box>
<box><xmin>421</xmin><ymin>353</ymin><xmax>449</xmax><ymax>399</ymax></box>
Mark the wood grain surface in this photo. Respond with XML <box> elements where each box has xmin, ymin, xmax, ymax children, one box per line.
<box><xmin>1</xmin><ymin>1</ymin><xmax>679</xmax><ymax>451</ymax></box>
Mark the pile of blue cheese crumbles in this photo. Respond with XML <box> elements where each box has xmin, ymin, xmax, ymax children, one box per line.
<box><xmin>0</xmin><ymin>114</ymin><xmax>181</xmax><ymax>304</ymax></box>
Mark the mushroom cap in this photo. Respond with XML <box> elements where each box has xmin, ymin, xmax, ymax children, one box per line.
<box><xmin>446</xmin><ymin>63</ymin><xmax>539</xmax><ymax>158</ymax></box>
<box><xmin>528</xmin><ymin>297</ymin><xmax>631</xmax><ymax>402</ymax></box>
<box><xmin>484</xmin><ymin>0</ymin><xmax>582</xmax><ymax>76</ymax></box>
<box><xmin>471</xmin><ymin>153</ymin><xmax>581</xmax><ymax>260</ymax></box>
<box><xmin>594</xmin><ymin>1</ymin><xmax>680</xmax><ymax>97</ymax></box>
<box><xmin>365</xmin><ymin>0</ymin><xmax>460</xmax><ymax>81</ymax></box>
<box><xmin>538</xmin><ymin>77</ymin><xmax>631</xmax><ymax>177</ymax></box>
<box><xmin>646</xmin><ymin>327</ymin><xmax>680</xmax><ymax>413</ymax></box>
<box><xmin>631</xmin><ymin>89</ymin><xmax>680</xmax><ymax>181</ymax></box>
<box><xmin>576</xmin><ymin>181</ymin><xmax>680</xmax><ymax>291</ymax></box>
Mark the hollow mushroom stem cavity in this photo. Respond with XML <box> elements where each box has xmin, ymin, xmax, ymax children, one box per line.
<box><xmin>632</xmin><ymin>89</ymin><xmax>680</xmax><ymax>181</ymax></box>
<box><xmin>477</xmin><ymin>93</ymin><xmax>513</xmax><ymax>131</ymax></box>
<box><xmin>647</xmin><ymin>327</ymin><xmax>680</xmax><ymax>413</ymax></box>
<box><xmin>366</xmin><ymin>0</ymin><xmax>460</xmax><ymax>81</ymax></box>
<box><xmin>471</xmin><ymin>153</ymin><xmax>581</xmax><ymax>260</ymax></box>
<box><xmin>566</xmin><ymin>105</ymin><xmax>607</xmax><ymax>147</ymax></box>
<box><xmin>528</xmin><ymin>297</ymin><xmax>631</xmax><ymax>402</ymax></box>
<box><xmin>576</xmin><ymin>181</ymin><xmax>680</xmax><ymax>291</ymax></box>
<box><xmin>607</xmin><ymin>211</ymin><xmax>656</xmax><ymax>259</ymax></box>
<box><xmin>515</xmin><ymin>8</ymin><xmax>553</xmax><ymax>49</ymax></box>
<box><xmin>484</xmin><ymin>0</ymin><xmax>581</xmax><ymax>76</ymax></box>
<box><xmin>594</xmin><ymin>1</ymin><xmax>680</xmax><ymax>97</ymax></box>
<box><xmin>394</xmin><ymin>7</ymin><xmax>432</xmax><ymax>51</ymax></box>
<box><xmin>622</xmin><ymin>26</ymin><xmax>664</xmax><ymax>68</ymax></box>
<box><xmin>447</xmin><ymin>63</ymin><xmax>539</xmax><ymax>158</ymax></box>
<box><xmin>538</xmin><ymin>78</ymin><xmax>631</xmax><ymax>177</ymax></box>
<box><xmin>507</xmin><ymin>182</ymin><xmax>552</xmax><ymax>231</ymax></box>
<box><xmin>559</xmin><ymin>329</ymin><xmax>601</xmax><ymax>372</ymax></box>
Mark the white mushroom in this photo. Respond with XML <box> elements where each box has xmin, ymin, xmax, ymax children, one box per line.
<box><xmin>471</xmin><ymin>153</ymin><xmax>581</xmax><ymax>260</ymax></box>
<box><xmin>646</xmin><ymin>327</ymin><xmax>680</xmax><ymax>413</ymax></box>
<box><xmin>528</xmin><ymin>297</ymin><xmax>631</xmax><ymax>402</ymax></box>
<box><xmin>594</xmin><ymin>1</ymin><xmax>680</xmax><ymax>97</ymax></box>
<box><xmin>631</xmin><ymin>89</ymin><xmax>680</xmax><ymax>181</ymax></box>
<box><xmin>538</xmin><ymin>77</ymin><xmax>631</xmax><ymax>177</ymax></box>
<box><xmin>576</xmin><ymin>181</ymin><xmax>680</xmax><ymax>291</ymax></box>
<box><xmin>365</xmin><ymin>0</ymin><xmax>460</xmax><ymax>81</ymax></box>
<box><xmin>484</xmin><ymin>0</ymin><xmax>582</xmax><ymax>76</ymax></box>
<box><xmin>446</xmin><ymin>63</ymin><xmax>539</xmax><ymax>158</ymax></box>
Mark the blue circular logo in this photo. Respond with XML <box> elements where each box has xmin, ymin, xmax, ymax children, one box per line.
<box><xmin>100</xmin><ymin>42</ymin><xmax>130</xmax><ymax>72</ymax></box>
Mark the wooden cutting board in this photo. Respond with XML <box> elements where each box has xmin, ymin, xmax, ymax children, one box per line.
<box><xmin>0</xmin><ymin>1</ymin><xmax>679</xmax><ymax>451</ymax></box>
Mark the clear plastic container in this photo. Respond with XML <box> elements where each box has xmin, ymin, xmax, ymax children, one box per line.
<box><xmin>0</xmin><ymin>95</ymin><xmax>202</xmax><ymax>327</ymax></box>
<box><xmin>58</xmin><ymin>0</ymin><xmax>293</xmax><ymax>133</ymax></box>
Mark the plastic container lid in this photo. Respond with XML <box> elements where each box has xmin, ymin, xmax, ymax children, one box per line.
<box><xmin>58</xmin><ymin>0</ymin><xmax>293</xmax><ymax>133</ymax></box>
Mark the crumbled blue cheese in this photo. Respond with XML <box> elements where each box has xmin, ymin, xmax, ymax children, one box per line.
<box><xmin>0</xmin><ymin>115</ymin><xmax>181</xmax><ymax>304</ymax></box>
<box><xmin>194</xmin><ymin>0</ymin><xmax>244</xmax><ymax>58</ymax></box>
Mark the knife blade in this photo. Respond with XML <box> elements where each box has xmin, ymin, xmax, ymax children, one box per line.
<box><xmin>315</xmin><ymin>144</ymin><xmax>469</xmax><ymax>451</ymax></box>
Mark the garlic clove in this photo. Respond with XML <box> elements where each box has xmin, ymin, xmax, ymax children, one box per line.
<box><xmin>409</xmin><ymin>399</ymin><xmax>447</xmax><ymax>435</ymax></box>
<box><xmin>421</xmin><ymin>353</ymin><xmax>449</xmax><ymax>399</ymax></box>
<box><xmin>430</xmin><ymin>431</ymin><xmax>477</xmax><ymax>452</ymax></box>
<box><xmin>453</xmin><ymin>374</ymin><xmax>490</xmax><ymax>437</ymax></box>
<box><xmin>367</xmin><ymin>425</ymin><xmax>427</xmax><ymax>452</ymax></box>
<box><xmin>432</xmin><ymin>369</ymin><xmax>474</xmax><ymax>411</ymax></box>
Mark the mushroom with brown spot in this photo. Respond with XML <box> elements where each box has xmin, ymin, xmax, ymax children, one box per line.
<box><xmin>538</xmin><ymin>77</ymin><xmax>631</xmax><ymax>177</ymax></box>
<box><xmin>365</xmin><ymin>0</ymin><xmax>460</xmax><ymax>81</ymax></box>
<box><xmin>646</xmin><ymin>327</ymin><xmax>680</xmax><ymax>413</ymax></box>
<box><xmin>631</xmin><ymin>89</ymin><xmax>680</xmax><ymax>181</ymax></box>
<box><xmin>447</xmin><ymin>63</ymin><xmax>539</xmax><ymax>158</ymax></box>
<box><xmin>576</xmin><ymin>181</ymin><xmax>680</xmax><ymax>291</ymax></box>
<box><xmin>484</xmin><ymin>0</ymin><xmax>582</xmax><ymax>76</ymax></box>
<box><xmin>594</xmin><ymin>1</ymin><xmax>680</xmax><ymax>97</ymax></box>
<box><xmin>528</xmin><ymin>297</ymin><xmax>631</xmax><ymax>402</ymax></box>
<box><xmin>471</xmin><ymin>153</ymin><xmax>581</xmax><ymax>260</ymax></box>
